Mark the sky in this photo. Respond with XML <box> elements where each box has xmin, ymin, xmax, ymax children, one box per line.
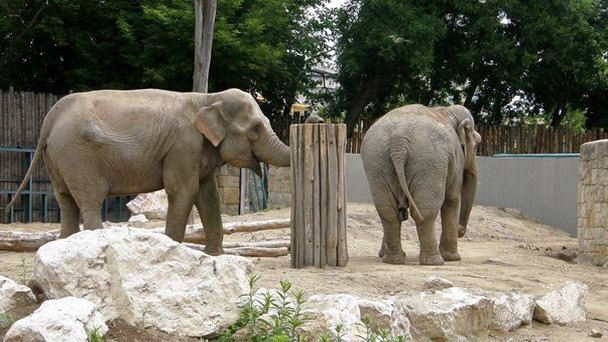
<box><xmin>328</xmin><ymin>0</ymin><xmax>348</xmax><ymax>8</ymax></box>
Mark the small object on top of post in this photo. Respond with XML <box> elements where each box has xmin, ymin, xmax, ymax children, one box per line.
<box><xmin>290</xmin><ymin>123</ymin><xmax>348</xmax><ymax>268</ymax></box>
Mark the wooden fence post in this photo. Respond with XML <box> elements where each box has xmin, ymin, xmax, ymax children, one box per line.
<box><xmin>290</xmin><ymin>124</ymin><xmax>348</xmax><ymax>268</ymax></box>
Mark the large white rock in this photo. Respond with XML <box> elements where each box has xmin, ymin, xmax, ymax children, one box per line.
<box><xmin>301</xmin><ymin>294</ymin><xmax>365</xmax><ymax>341</ymax></box>
<box><xmin>394</xmin><ymin>287</ymin><xmax>493</xmax><ymax>340</ymax></box>
<box><xmin>0</xmin><ymin>276</ymin><xmax>36</xmax><ymax>313</ymax></box>
<box><xmin>299</xmin><ymin>294</ymin><xmax>412</xmax><ymax>341</ymax></box>
<box><xmin>126</xmin><ymin>190</ymin><xmax>168</xmax><ymax>220</ymax></box>
<box><xmin>358</xmin><ymin>298</ymin><xmax>412</xmax><ymax>339</ymax></box>
<box><xmin>3</xmin><ymin>297</ymin><xmax>107</xmax><ymax>342</ymax></box>
<box><xmin>533</xmin><ymin>281</ymin><xmax>588</xmax><ymax>325</ymax></box>
<box><xmin>127</xmin><ymin>190</ymin><xmax>198</xmax><ymax>221</ymax></box>
<box><xmin>30</xmin><ymin>228</ymin><xmax>253</xmax><ymax>338</ymax></box>
<box><xmin>489</xmin><ymin>292</ymin><xmax>535</xmax><ymax>331</ymax></box>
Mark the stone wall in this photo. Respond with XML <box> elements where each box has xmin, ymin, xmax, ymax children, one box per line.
<box><xmin>578</xmin><ymin>140</ymin><xmax>608</xmax><ymax>266</ymax></box>
<box><xmin>215</xmin><ymin>165</ymin><xmax>241</xmax><ymax>216</ymax></box>
<box><xmin>267</xmin><ymin>166</ymin><xmax>292</xmax><ymax>209</ymax></box>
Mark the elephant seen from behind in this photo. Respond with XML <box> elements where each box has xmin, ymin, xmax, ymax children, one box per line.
<box><xmin>6</xmin><ymin>88</ymin><xmax>291</xmax><ymax>256</ymax></box>
<box><xmin>361</xmin><ymin>104</ymin><xmax>481</xmax><ymax>265</ymax></box>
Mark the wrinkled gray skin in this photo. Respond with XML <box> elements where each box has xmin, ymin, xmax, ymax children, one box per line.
<box><xmin>304</xmin><ymin>114</ymin><xmax>324</xmax><ymax>124</ymax></box>
<box><xmin>361</xmin><ymin>104</ymin><xmax>481</xmax><ymax>265</ymax></box>
<box><xmin>7</xmin><ymin>88</ymin><xmax>290</xmax><ymax>255</ymax></box>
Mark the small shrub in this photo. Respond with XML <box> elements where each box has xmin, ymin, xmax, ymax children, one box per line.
<box><xmin>19</xmin><ymin>258</ymin><xmax>29</xmax><ymax>285</ymax></box>
<box><xmin>86</xmin><ymin>326</ymin><xmax>105</xmax><ymax>342</ymax></box>
<box><xmin>213</xmin><ymin>274</ymin><xmax>307</xmax><ymax>342</ymax></box>
<box><xmin>213</xmin><ymin>275</ymin><xmax>408</xmax><ymax>342</ymax></box>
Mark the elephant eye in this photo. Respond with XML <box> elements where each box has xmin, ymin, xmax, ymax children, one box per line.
<box><xmin>248</xmin><ymin>123</ymin><xmax>261</xmax><ymax>140</ymax></box>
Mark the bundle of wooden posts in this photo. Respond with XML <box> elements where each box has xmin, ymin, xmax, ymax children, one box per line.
<box><xmin>0</xmin><ymin>218</ymin><xmax>291</xmax><ymax>257</ymax></box>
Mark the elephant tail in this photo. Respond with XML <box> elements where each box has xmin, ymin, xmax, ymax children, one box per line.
<box><xmin>391</xmin><ymin>156</ymin><xmax>424</xmax><ymax>222</ymax></box>
<box><xmin>5</xmin><ymin>140</ymin><xmax>45</xmax><ymax>211</ymax></box>
<box><xmin>5</xmin><ymin>113</ymin><xmax>52</xmax><ymax>212</ymax></box>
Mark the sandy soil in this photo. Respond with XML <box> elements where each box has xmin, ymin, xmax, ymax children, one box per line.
<box><xmin>1</xmin><ymin>204</ymin><xmax>607</xmax><ymax>341</ymax></box>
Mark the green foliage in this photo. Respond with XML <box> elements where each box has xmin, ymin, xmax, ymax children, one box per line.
<box><xmin>332</xmin><ymin>0</ymin><xmax>608</xmax><ymax>130</ymax></box>
<box><xmin>213</xmin><ymin>274</ymin><xmax>307</xmax><ymax>342</ymax></box>
<box><xmin>0</xmin><ymin>0</ymin><xmax>331</xmax><ymax>118</ymax></box>
<box><xmin>214</xmin><ymin>275</ymin><xmax>409</xmax><ymax>342</ymax></box>
<box><xmin>86</xmin><ymin>327</ymin><xmax>106</xmax><ymax>342</ymax></box>
<box><xmin>19</xmin><ymin>258</ymin><xmax>29</xmax><ymax>285</ymax></box>
<box><xmin>357</xmin><ymin>315</ymin><xmax>406</xmax><ymax>342</ymax></box>
<box><xmin>0</xmin><ymin>312</ymin><xmax>14</xmax><ymax>329</ymax></box>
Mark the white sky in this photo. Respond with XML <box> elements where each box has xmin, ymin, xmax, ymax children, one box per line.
<box><xmin>328</xmin><ymin>0</ymin><xmax>348</xmax><ymax>8</ymax></box>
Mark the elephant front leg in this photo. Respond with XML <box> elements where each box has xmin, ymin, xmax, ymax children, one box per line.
<box><xmin>439</xmin><ymin>197</ymin><xmax>462</xmax><ymax>261</ymax></box>
<box><xmin>195</xmin><ymin>175</ymin><xmax>224</xmax><ymax>256</ymax></box>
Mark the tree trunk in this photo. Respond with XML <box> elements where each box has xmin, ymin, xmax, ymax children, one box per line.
<box><xmin>344</xmin><ymin>73</ymin><xmax>382</xmax><ymax>137</ymax></box>
<box><xmin>193</xmin><ymin>0</ymin><xmax>217</xmax><ymax>93</ymax></box>
<box><xmin>550</xmin><ymin>103</ymin><xmax>567</xmax><ymax>128</ymax></box>
<box><xmin>290</xmin><ymin>124</ymin><xmax>348</xmax><ymax>268</ymax></box>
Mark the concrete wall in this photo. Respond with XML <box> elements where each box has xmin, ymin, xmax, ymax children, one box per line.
<box><xmin>475</xmin><ymin>156</ymin><xmax>578</xmax><ymax>236</ymax></box>
<box><xmin>344</xmin><ymin>154</ymin><xmax>578</xmax><ymax>235</ymax></box>
<box><xmin>265</xmin><ymin>154</ymin><xmax>579</xmax><ymax>235</ymax></box>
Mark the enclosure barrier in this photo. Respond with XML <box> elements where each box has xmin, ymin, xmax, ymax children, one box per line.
<box><xmin>578</xmin><ymin>139</ymin><xmax>608</xmax><ymax>266</ymax></box>
<box><xmin>290</xmin><ymin>124</ymin><xmax>348</xmax><ymax>268</ymax></box>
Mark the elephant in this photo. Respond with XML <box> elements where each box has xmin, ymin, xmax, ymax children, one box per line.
<box><xmin>6</xmin><ymin>88</ymin><xmax>290</xmax><ymax>255</ymax></box>
<box><xmin>360</xmin><ymin>104</ymin><xmax>481</xmax><ymax>265</ymax></box>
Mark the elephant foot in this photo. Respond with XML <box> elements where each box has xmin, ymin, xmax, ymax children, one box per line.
<box><xmin>203</xmin><ymin>245</ymin><xmax>224</xmax><ymax>256</ymax></box>
<box><xmin>378</xmin><ymin>244</ymin><xmax>385</xmax><ymax>258</ymax></box>
<box><xmin>419</xmin><ymin>252</ymin><xmax>444</xmax><ymax>266</ymax></box>
<box><xmin>382</xmin><ymin>251</ymin><xmax>406</xmax><ymax>265</ymax></box>
<box><xmin>440</xmin><ymin>249</ymin><xmax>461</xmax><ymax>262</ymax></box>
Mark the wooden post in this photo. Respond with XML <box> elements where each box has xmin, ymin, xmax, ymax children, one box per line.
<box><xmin>290</xmin><ymin>124</ymin><xmax>348</xmax><ymax>268</ymax></box>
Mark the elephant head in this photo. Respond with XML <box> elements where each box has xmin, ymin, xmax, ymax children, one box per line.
<box><xmin>195</xmin><ymin>89</ymin><xmax>290</xmax><ymax>175</ymax></box>
<box><xmin>446</xmin><ymin>105</ymin><xmax>482</xmax><ymax>237</ymax></box>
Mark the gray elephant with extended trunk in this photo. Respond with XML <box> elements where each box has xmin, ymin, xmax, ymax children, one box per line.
<box><xmin>6</xmin><ymin>88</ymin><xmax>290</xmax><ymax>255</ymax></box>
<box><xmin>361</xmin><ymin>104</ymin><xmax>481</xmax><ymax>265</ymax></box>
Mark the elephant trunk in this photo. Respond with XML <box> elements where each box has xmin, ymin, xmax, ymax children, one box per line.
<box><xmin>255</xmin><ymin>131</ymin><xmax>291</xmax><ymax>167</ymax></box>
<box><xmin>458</xmin><ymin>167</ymin><xmax>477</xmax><ymax>237</ymax></box>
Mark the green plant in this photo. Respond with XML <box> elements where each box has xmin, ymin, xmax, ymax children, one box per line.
<box><xmin>86</xmin><ymin>326</ymin><xmax>105</xmax><ymax>342</ymax></box>
<box><xmin>213</xmin><ymin>274</ymin><xmax>308</xmax><ymax>342</ymax></box>
<box><xmin>0</xmin><ymin>312</ymin><xmax>14</xmax><ymax>329</ymax></box>
<box><xmin>18</xmin><ymin>258</ymin><xmax>29</xmax><ymax>285</ymax></box>
<box><xmin>357</xmin><ymin>315</ymin><xmax>407</xmax><ymax>342</ymax></box>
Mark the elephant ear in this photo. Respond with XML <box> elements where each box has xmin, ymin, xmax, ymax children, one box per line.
<box><xmin>196</xmin><ymin>101</ymin><xmax>227</xmax><ymax>147</ymax></box>
<box><xmin>457</xmin><ymin>118</ymin><xmax>480</xmax><ymax>169</ymax></box>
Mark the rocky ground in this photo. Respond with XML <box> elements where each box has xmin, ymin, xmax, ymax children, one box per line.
<box><xmin>1</xmin><ymin>203</ymin><xmax>607</xmax><ymax>341</ymax></box>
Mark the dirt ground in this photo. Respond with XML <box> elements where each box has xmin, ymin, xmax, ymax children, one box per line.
<box><xmin>1</xmin><ymin>203</ymin><xmax>607</xmax><ymax>341</ymax></box>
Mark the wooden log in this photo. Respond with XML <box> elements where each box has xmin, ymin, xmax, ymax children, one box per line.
<box><xmin>0</xmin><ymin>230</ymin><xmax>59</xmax><ymax>252</ymax></box>
<box><xmin>184</xmin><ymin>243</ymin><xmax>289</xmax><ymax>257</ymax></box>
<box><xmin>290</xmin><ymin>124</ymin><xmax>348</xmax><ymax>268</ymax></box>
<box><xmin>170</xmin><ymin>218</ymin><xmax>291</xmax><ymax>244</ymax></box>
<box><xmin>0</xmin><ymin>219</ymin><xmax>290</xmax><ymax>251</ymax></box>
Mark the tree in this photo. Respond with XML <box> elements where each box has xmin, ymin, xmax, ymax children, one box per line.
<box><xmin>193</xmin><ymin>0</ymin><xmax>216</xmax><ymax>92</ymax></box>
<box><xmin>0</xmin><ymin>0</ymin><xmax>330</xmax><ymax>132</ymax></box>
<box><xmin>332</xmin><ymin>0</ymin><xmax>608</xmax><ymax>132</ymax></box>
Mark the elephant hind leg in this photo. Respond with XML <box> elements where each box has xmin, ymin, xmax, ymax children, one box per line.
<box><xmin>416</xmin><ymin>215</ymin><xmax>444</xmax><ymax>266</ymax></box>
<box><xmin>439</xmin><ymin>196</ymin><xmax>461</xmax><ymax>261</ymax></box>
<box><xmin>377</xmin><ymin>208</ymin><xmax>406</xmax><ymax>264</ymax></box>
<box><xmin>69</xmin><ymin>181</ymin><xmax>108</xmax><ymax>231</ymax></box>
<box><xmin>55</xmin><ymin>191</ymin><xmax>80</xmax><ymax>238</ymax></box>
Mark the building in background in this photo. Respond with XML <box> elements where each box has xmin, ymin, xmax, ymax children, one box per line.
<box><xmin>291</xmin><ymin>65</ymin><xmax>339</xmax><ymax>120</ymax></box>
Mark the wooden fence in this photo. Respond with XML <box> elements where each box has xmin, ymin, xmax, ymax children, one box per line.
<box><xmin>0</xmin><ymin>87</ymin><xmax>61</xmax><ymax>223</ymax></box>
<box><xmin>344</xmin><ymin>122</ymin><xmax>608</xmax><ymax>155</ymax></box>
<box><xmin>0</xmin><ymin>88</ymin><xmax>131</xmax><ymax>223</ymax></box>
